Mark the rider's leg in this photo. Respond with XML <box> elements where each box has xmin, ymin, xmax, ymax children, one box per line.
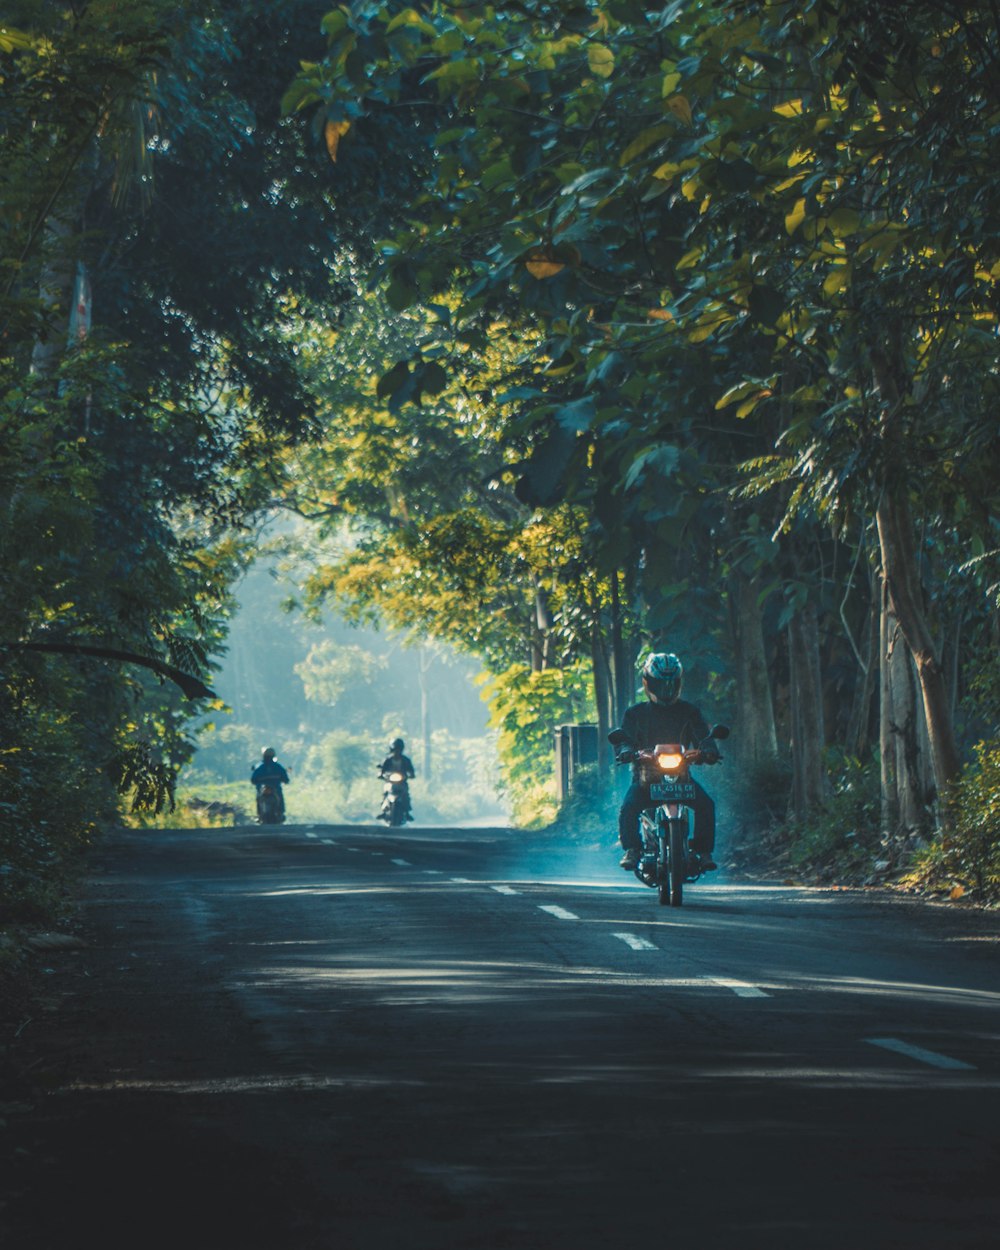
<box><xmin>690</xmin><ymin>783</ymin><xmax>716</xmax><ymax>864</ymax></box>
<box><xmin>618</xmin><ymin>783</ymin><xmax>648</xmax><ymax>867</ymax></box>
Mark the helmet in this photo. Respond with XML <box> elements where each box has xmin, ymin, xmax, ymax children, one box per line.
<box><xmin>642</xmin><ymin>653</ymin><xmax>683</xmax><ymax>704</ymax></box>
<box><xmin>391</xmin><ymin>738</ymin><xmax>405</xmax><ymax>753</ymax></box>
<box><xmin>262</xmin><ymin>747</ymin><xmax>276</xmax><ymax>760</ymax></box>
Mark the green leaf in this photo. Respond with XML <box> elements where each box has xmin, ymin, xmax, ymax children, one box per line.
<box><xmin>785</xmin><ymin>197</ymin><xmax>807</xmax><ymax>235</ymax></box>
<box><xmin>619</xmin><ymin>124</ymin><xmax>672</xmax><ymax>166</ymax></box>
<box><xmin>587</xmin><ymin>44</ymin><xmax>615</xmax><ymax>78</ymax></box>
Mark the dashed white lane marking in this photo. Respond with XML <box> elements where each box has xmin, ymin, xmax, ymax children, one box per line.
<box><xmin>391</xmin><ymin>858</ymin><xmax>411</xmax><ymax>867</ymax></box>
<box><xmin>424</xmin><ymin>870</ymin><xmax>442</xmax><ymax>875</ymax></box>
<box><xmin>612</xmin><ymin>932</ymin><xmax>657</xmax><ymax>951</ymax></box>
<box><xmin>539</xmin><ymin>905</ymin><xmax>579</xmax><ymax>921</ymax></box>
<box><xmin>866</xmin><ymin>1038</ymin><xmax>976</xmax><ymax>1071</ymax></box>
<box><xmin>491</xmin><ymin>885</ymin><xmax>520</xmax><ymax>896</ymax></box>
<box><xmin>708</xmin><ymin>977</ymin><xmax>769</xmax><ymax>999</ymax></box>
<box><xmin>321</xmin><ymin>839</ymin><xmax>335</xmax><ymax>845</ymax></box>
<box><xmin>346</xmin><ymin>847</ymin><xmax>361</xmax><ymax>853</ymax></box>
<box><xmin>305</xmin><ymin>832</ymin><xmax>318</xmax><ymax>839</ymax></box>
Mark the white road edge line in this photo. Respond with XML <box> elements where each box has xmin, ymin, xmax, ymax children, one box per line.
<box><xmin>491</xmin><ymin>885</ymin><xmax>520</xmax><ymax>896</ymax></box>
<box><xmin>539</xmin><ymin>904</ymin><xmax>579</xmax><ymax>921</ymax></box>
<box><xmin>708</xmin><ymin>977</ymin><xmax>769</xmax><ymax>999</ymax></box>
<box><xmin>866</xmin><ymin>1037</ymin><xmax>976</xmax><ymax>1071</ymax></box>
<box><xmin>612</xmin><ymin>932</ymin><xmax>657</xmax><ymax>951</ymax></box>
<box><xmin>450</xmin><ymin>877</ymin><xmax>476</xmax><ymax>883</ymax></box>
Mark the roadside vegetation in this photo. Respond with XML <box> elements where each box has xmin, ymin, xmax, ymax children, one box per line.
<box><xmin>2</xmin><ymin>0</ymin><xmax>999</xmax><ymax>987</ymax></box>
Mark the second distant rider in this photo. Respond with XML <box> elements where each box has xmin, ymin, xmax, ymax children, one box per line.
<box><xmin>379</xmin><ymin>737</ymin><xmax>415</xmax><ymax>821</ymax></box>
<box><xmin>251</xmin><ymin>746</ymin><xmax>290</xmax><ymax>822</ymax></box>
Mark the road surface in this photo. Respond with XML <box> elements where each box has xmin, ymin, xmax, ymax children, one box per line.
<box><xmin>3</xmin><ymin>823</ymin><xmax>999</xmax><ymax>1249</ymax></box>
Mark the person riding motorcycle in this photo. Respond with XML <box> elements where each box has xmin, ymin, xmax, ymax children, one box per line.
<box><xmin>251</xmin><ymin>747</ymin><xmax>290</xmax><ymax>822</ymax></box>
<box><xmin>615</xmin><ymin>653</ymin><xmax>718</xmax><ymax>872</ymax></box>
<box><xmin>378</xmin><ymin>738</ymin><xmax>415</xmax><ymax>822</ymax></box>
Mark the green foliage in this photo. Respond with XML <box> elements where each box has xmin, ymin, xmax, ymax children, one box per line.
<box><xmin>784</xmin><ymin>752</ymin><xmax>883</xmax><ymax>876</ymax></box>
<box><xmin>911</xmin><ymin>740</ymin><xmax>1000</xmax><ymax>901</ymax></box>
<box><xmin>301</xmin><ymin>728</ymin><xmax>371</xmax><ymax>791</ymax></box>
<box><xmin>480</xmin><ymin>662</ymin><xmax>594</xmax><ymax>827</ymax></box>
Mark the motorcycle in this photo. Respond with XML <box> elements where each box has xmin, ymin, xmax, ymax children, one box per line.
<box><xmin>378</xmin><ymin>770</ymin><xmax>412</xmax><ymax>827</ymax></box>
<box><xmin>256</xmin><ymin>783</ymin><xmax>284</xmax><ymax>825</ymax></box>
<box><xmin>608</xmin><ymin>723</ymin><xmax>729</xmax><ymax>906</ymax></box>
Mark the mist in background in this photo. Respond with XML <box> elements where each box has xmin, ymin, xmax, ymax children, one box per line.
<box><xmin>182</xmin><ymin>560</ymin><xmax>510</xmax><ymax>827</ymax></box>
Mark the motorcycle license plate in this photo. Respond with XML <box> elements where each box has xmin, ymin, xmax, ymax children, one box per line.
<box><xmin>650</xmin><ymin>781</ymin><xmax>696</xmax><ymax>802</ymax></box>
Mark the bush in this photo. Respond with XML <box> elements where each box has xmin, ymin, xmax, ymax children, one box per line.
<box><xmin>909</xmin><ymin>739</ymin><xmax>1000</xmax><ymax>901</ymax></box>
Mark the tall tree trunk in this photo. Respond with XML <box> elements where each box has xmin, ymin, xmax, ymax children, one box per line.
<box><xmin>885</xmin><ymin>613</ymin><xmax>931</xmax><ymax>832</ymax></box>
<box><xmin>847</xmin><ymin>563</ymin><xmax>880</xmax><ymax>759</ymax></box>
<box><xmin>728</xmin><ymin>566</ymin><xmax>778</xmax><ymax>766</ymax></box>
<box><xmin>591</xmin><ymin>625</ymin><xmax>612</xmax><ymax>773</ymax></box>
<box><xmin>872</xmin><ymin>351</ymin><xmax>962</xmax><ymax>804</ymax></box>
<box><xmin>610</xmin><ymin>571</ymin><xmax>633</xmax><ymax>728</ymax></box>
<box><xmin>879</xmin><ymin>573</ymin><xmax>899</xmax><ymax>835</ymax></box>
<box><xmin>788</xmin><ymin>603</ymin><xmax>826</xmax><ymax>818</ymax></box>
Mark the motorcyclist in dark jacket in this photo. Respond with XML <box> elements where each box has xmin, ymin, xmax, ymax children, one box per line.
<box><xmin>378</xmin><ymin>738</ymin><xmax>415</xmax><ymax>821</ymax></box>
<box><xmin>615</xmin><ymin>653</ymin><xmax>718</xmax><ymax>872</ymax></box>
<box><xmin>251</xmin><ymin>747</ymin><xmax>290</xmax><ymax>821</ymax></box>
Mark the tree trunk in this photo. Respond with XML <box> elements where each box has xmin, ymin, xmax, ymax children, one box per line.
<box><xmin>610</xmin><ymin>571</ymin><xmax>634</xmax><ymax>728</ymax></box>
<box><xmin>846</xmin><ymin>563</ymin><xmax>879</xmax><ymax>759</ymax></box>
<box><xmin>728</xmin><ymin>567</ymin><xmax>779</xmax><ymax>766</ymax></box>
<box><xmin>788</xmin><ymin>603</ymin><xmax>826</xmax><ymax>818</ymax></box>
<box><xmin>879</xmin><ymin>573</ymin><xmax>899</xmax><ymax>835</ymax></box>
<box><xmin>872</xmin><ymin>351</ymin><xmax>962</xmax><ymax>804</ymax></box>
<box><xmin>885</xmin><ymin>612</ymin><xmax>931</xmax><ymax>832</ymax></box>
<box><xmin>591</xmin><ymin>626</ymin><xmax>612</xmax><ymax>773</ymax></box>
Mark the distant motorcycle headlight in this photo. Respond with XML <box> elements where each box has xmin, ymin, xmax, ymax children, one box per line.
<box><xmin>388</xmin><ymin>772</ymin><xmax>405</xmax><ymax>783</ymax></box>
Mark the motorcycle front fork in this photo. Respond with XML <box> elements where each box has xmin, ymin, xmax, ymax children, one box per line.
<box><xmin>639</xmin><ymin>808</ymin><xmax>689</xmax><ymax>881</ymax></box>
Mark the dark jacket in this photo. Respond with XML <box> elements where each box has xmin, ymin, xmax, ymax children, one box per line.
<box><xmin>619</xmin><ymin>698</ymin><xmax>711</xmax><ymax>779</ymax></box>
<box><xmin>380</xmin><ymin>753</ymin><xmax>415</xmax><ymax>780</ymax></box>
<box><xmin>251</xmin><ymin>759</ymin><xmax>289</xmax><ymax>788</ymax></box>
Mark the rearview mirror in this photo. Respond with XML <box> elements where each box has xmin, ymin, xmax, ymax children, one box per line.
<box><xmin>608</xmin><ymin>728</ymin><xmax>631</xmax><ymax>746</ymax></box>
<box><xmin>711</xmin><ymin>724</ymin><xmax>730</xmax><ymax>740</ymax></box>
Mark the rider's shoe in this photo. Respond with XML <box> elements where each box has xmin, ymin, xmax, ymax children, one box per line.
<box><xmin>693</xmin><ymin>852</ymin><xmax>718</xmax><ymax>871</ymax></box>
<box><xmin>619</xmin><ymin>847</ymin><xmax>641</xmax><ymax>870</ymax></box>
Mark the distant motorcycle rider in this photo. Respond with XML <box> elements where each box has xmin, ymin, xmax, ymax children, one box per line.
<box><xmin>251</xmin><ymin>747</ymin><xmax>290</xmax><ymax>822</ymax></box>
<box><xmin>615</xmin><ymin>653</ymin><xmax>718</xmax><ymax>872</ymax></box>
<box><xmin>378</xmin><ymin>738</ymin><xmax>415</xmax><ymax>822</ymax></box>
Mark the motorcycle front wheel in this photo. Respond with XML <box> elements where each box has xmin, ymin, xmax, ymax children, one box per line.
<box><xmin>668</xmin><ymin>820</ymin><xmax>687</xmax><ymax>906</ymax></box>
<box><xmin>657</xmin><ymin>824</ymin><xmax>672</xmax><ymax>906</ymax></box>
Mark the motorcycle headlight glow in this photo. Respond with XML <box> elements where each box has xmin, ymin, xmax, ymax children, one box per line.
<box><xmin>656</xmin><ymin>751</ymin><xmax>684</xmax><ymax>771</ymax></box>
<box><xmin>388</xmin><ymin>772</ymin><xmax>405</xmax><ymax>783</ymax></box>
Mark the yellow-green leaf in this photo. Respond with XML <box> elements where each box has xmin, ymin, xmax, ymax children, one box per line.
<box><xmin>785</xmin><ymin>197</ymin><xmax>807</xmax><ymax>234</ymax></box>
<box><xmin>666</xmin><ymin>94</ymin><xmax>693</xmax><ymax>127</ymax></box>
<box><xmin>661</xmin><ymin>72</ymin><xmax>681</xmax><ymax>97</ymax></box>
<box><xmin>828</xmin><ymin>207</ymin><xmax>860</xmax><ymax>237</ymax></box>
<box><xmin>324</xmin><ymin>119</ymin><xmax>351</xmax><ymax>163</ymax></box>
<box><xmin>588</xmin><ymin>43</ymin><xmax>614</xmax><ymax>78</ymax></box>
<box><xmin>774</xmin><ymin>98</ymin><xmax>804</xmax><ymax>117</ymax></box>
<box><xmin>620</xmin><ymin>124</ymin><xmax>672</xmax><ymax>166</ymax></box>
<box><xmin>822</xmin><ymin>264</ymin><xmax>851</xmax><ymax>296</ymax></box>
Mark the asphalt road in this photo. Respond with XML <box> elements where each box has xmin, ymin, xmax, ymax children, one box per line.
<box><xmin>4</xmin><ymin>822</ymin><xmax>1000</xmax><ymax>1249</ymax></box>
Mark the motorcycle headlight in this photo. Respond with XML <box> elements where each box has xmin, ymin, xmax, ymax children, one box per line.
<box><xmin>656</xmin><ymin>751</ymin><xmax>684</xmax><ymax>771</ymax></box>
<box><xmin>388</xmin><ymin>772</ymin><xmax>405</xmax><ymax>783</ymax></box>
